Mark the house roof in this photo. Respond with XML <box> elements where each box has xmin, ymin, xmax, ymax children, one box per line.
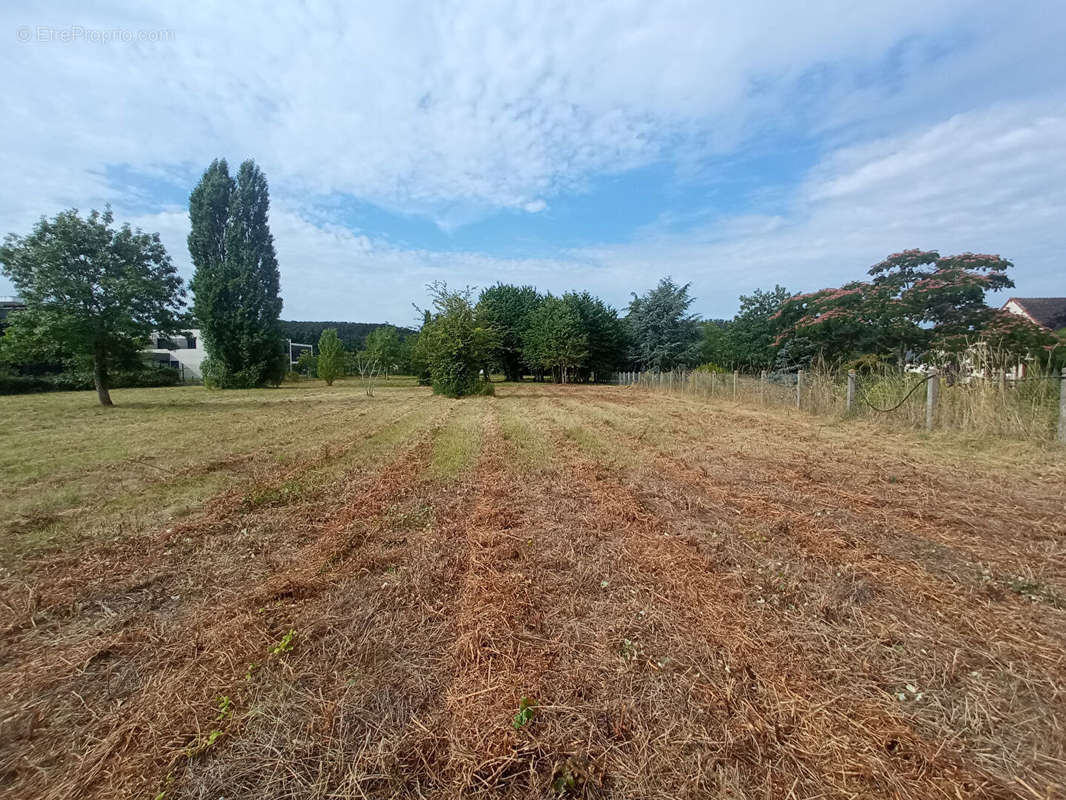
<box><xmin>1004</xmin><ymin>297</ymin><xmax>1066</xmax><ymax>331</ymax></box>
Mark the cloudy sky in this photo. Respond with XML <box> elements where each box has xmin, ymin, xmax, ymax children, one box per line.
<box><xmin>2</xmin><ymin>1</ymin><xmax>1064</xmax><ymax>324</ymax></box>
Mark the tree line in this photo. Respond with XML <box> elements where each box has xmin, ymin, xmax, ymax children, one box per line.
<box><xmin>408</xmin><ymin>277</ymin><xmax>708</xmax><ymax>397</ymax></box>
<box><xmin>279</xmin><ymin>320</ymin><xmax>415</xmax><ymax>354</ymax></box>
<box><xmin>1</xmin><ymin>156</ymin><xmax>1061</xmax><ymax>404</ymax></box>
<box><xmin>699</xmin><ymin>251</ymin><xmax>1063</xmax><ymax>375</ymax></box>
<box><xmin>294</xmin><ymin>323</ymin><xmax>415</xmax><ymax>383</ymax></box>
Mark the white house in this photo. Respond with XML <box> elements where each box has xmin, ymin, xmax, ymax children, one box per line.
<box><xmin>1001</xmin><ymin>297</ymin><xmax>1066</xmax><ymax>379</ymax></box>
<box><xmin>145</xmin><ymin>329</ymin><xmax>206</xmax><ymax>381</ymax></box>
<box><xmin>145</xmin><ymin>330</ymin><xmax>314</xmax><ymax>382</ymax></box>
<box><xmin>1002</xmin><ymin>297</ymin><xmax>1066</xmax><ymax>332</ymax></box>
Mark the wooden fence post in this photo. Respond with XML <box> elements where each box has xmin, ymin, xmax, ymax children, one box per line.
<box><xmin>796</xmin><ymin>369</ymin><xmax>803</xmax><ymax>409</ymax></box>
<box><xmin>1058</xmin><ymin>367</ymin><xmax>1066</xmax><ymax>444</ymax></box>
<box><xmin>925</xmin><ymin>368</ymin><xmax>939</xmax><ymax>432</ymax></box>
<box><xmin>733</xmin><ymin>370</ymin><xmax>738</xmax><ymax>402</ymax></box>
<box><xmin>760</xmin><ymin>370</ymin><xmax>767</xmax><ymax>405</ymax></box>
<box><xmin>847</xmin><ymin>369</ymin><xmax>856</xmax><ymax>414</ymax></box>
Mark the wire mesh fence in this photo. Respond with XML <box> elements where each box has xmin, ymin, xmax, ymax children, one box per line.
<box><xmin>614</xmin><ymin>368</ymin><xmax>1066</xmax><ymax>442</ymax></box>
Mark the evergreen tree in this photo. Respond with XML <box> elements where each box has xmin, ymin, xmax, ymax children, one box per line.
<box><xmin>626</xmin><ymin>277</ymin><xmax>700</xmax><ymax>371</ymax></box>
<box><xmin>189</xmin><ymin>158</ymin><xmax>285</xmax><ymax>388</ymax></box>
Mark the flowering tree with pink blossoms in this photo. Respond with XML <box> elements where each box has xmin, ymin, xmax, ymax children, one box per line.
<box><xmin>771</xmin><ymin>250</ymin><xmax>1055</xmax><ymax>369</ymax></box>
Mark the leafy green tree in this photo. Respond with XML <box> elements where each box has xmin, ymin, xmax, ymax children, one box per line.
<box><xmin>725</xmin><ymin>285</ymin><xmax>791</xmax><ymax>371</ymax></box>
<box><xmin>476</xmin><ymin>283</ymin><xmax>543</xmax><ymax>381</ymax></box>
<box><xmin>698</xmin><ymin>319</ymin><xmax>731</xmax><ymax>367</ymax></box>
<box><xmin>0</xmin><ymin>208</ymin><xmax>185</xmax><ymax>405</ymax></box>
<box><xmin>975</xmin><ymin>310</ymin><xmax>1059</xmax><ymax>372</ymax></box>
<box><xmin>295</xmin><ymin>349</ymin><xmax>317</xmax><ymax>377</ymax></box>
<box><xmin>395</xmin><ymin>334</ymin><xmax>416</xmax><ymax>376</ymax></box>
<box><xmin>626</xmin><ymin>277</ymin><xmax>701</xmax><ymax>371</ymax></box>
<box><xmin>523</xmin><ymin>296</ymin><xmax>588</xmax><ymax>383</ymax></box>
<box><xmin>771</xmin><ymin>250</ymin><xmax>1038</xmax><ymax>368</ymax></box>
<box><xmin>189</xmin><ymin>158</ymin><xmax>285</xmax><ymax>388</ymax></box>
<box><xmin>409</xmin><ymin>309</ymin><xmax>433</xmax><ymax>385</ymax></box>
<box><xmin>316</xmin><ymin>328</ymin><xmax>345</xmax><ymax>385</ymax></box>
<box><xmin>418</xmin><ymin>283</ymin><xmax>496</xmax><ymax>397</ymax></box>
<box><xmin>561</xmin><ymin>291</ymin><xmax>627</xmax><ymax>381</ymax></box>
<box><xmin>365</xmin><ymin>324</ymin><xmax>403</xmax><ymax>379</ymax></box>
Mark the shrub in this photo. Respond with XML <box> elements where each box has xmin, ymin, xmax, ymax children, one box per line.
<box><xmin>419</xmin><ymin>283</ymin><xmax>496</xmax><ymax>398</ymax></box>
<box><xmin>201</xmin><ymin>357</ymin><xmax>264</xmax><ymax>389</ymax></box>
<box><xmin>0</xmin><ymin>363</ymin><xmax>181</xmax><ymax>395</ymax></box>
<box><xmin>0</xmin><ymin>373</ymin><xmax>54</xmax><ymax>394</ymax></box>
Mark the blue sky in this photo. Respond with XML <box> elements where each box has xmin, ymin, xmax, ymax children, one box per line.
<box><xmin>2</xmin><ymin>1</ymin><xmax>1065</xmax><ymax>325</ymax></box>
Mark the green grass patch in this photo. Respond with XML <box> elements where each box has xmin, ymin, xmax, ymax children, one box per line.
<box><xmin>428</xmin><ymin>402</ymin><xmax>487</xmax><ymax>482</ymax></box>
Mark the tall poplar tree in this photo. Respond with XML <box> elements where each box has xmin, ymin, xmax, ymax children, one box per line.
<box><xmin>188</xmin><ymin>158</ymin><xmax>285</xmax><ymax>388</ymax></box>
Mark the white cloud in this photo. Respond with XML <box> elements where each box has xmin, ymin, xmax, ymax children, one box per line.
<box><xmin>25</xmin><ymin>98</ymin><xmax>1066</xmax><ymax>324</ymax></box>
<box><xmin>1</xmin><ymin>1</ymin><xmax>1064</xmax><ymax>319</ymax></box>
<box><xmin>0</xmin><ymin>0</ymin><xmax>1019</xmax><ymax>225</ymax></box>
<box><xmin>574</xmin><ymin>101</ymin><xmax>1066</xmax><ymax>316</ymax></box>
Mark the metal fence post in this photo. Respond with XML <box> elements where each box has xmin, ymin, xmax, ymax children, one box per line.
<box><xmin>925</xmin><ymin>368</ymin><xmax>939</xmax><ymax>432</ymax></box>
<box><xmin>796</xmin><ymin>369</ymin><xmax>803</xmax><ymax>409</ymax></box>
<box><xmin>1058</xmin><ymin>367</ymin><xmax>1066</xmax><ymax>444</ymax></box>
<box><xmin>760</xmin><ymin>370</ymin><xmax>767</xmax><ymax>405</ymax></box>
<box><xmin>847</xmin><ymin>369</ymin><xmax>856</xmax><ymax>414</ymax></box>
<box><xmin>733</xmin><ymin>370</ymin><xmax>738</xmax><ymax>402</ymax></box>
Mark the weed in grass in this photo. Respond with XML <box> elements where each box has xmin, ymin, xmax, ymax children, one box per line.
<box><xmin>185</xmin><ymin>728</ymin><xmax>224</xmax><ymax>757</ymax></box>
<box><xmin>1004</xmin><ymin>574</ymin><xmax>1065</xmax><ymax>608</ymax></box>
<box><xmin>551</xmin><ymin>754</ymin><xmax>599</xmax><ymax>796</ymax></box>
<box><xmin>215</xmin><ymin>695</ymin><xmax>232</xmax><ymax>722</ymax></box>
<box><xmin>512</xmin><ymin>696</ymin><xmax>536</xmax><ymax>730</ymax></box>
<box><xmin>271</xmin><ymin>629</ymin><xmax>296</xmax><ymax>656</ymax></box>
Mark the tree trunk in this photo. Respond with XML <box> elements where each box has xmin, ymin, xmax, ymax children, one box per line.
<box><xmin>93</xmin><ymin>347</ymin><xmax>113</xmax><ymax>406</ymax></box>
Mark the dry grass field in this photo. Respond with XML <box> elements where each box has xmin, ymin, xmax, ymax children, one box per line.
<box><xmin>1</xmin><ymin>380</ymin><xmax>1065</xmax><ymax>799</ymax></box>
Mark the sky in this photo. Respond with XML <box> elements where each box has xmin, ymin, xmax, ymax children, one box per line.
<box><xmin>2</xmin><ymin>1</ymin><xmax>1065</xmax><ymax>326</ymax></box>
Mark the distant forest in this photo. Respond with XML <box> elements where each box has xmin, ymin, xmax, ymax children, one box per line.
<box><xmin>279</xmin><ymin>321</ymin><xmax>416</xmax><ymax>352</ymax></box>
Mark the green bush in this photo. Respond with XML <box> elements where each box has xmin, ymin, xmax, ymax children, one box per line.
<box><xmin>0</xmin><ymin>373</ymin><xmax>54</xmax><ymax>394</ymax></box>
<box><xmin>201</xmin><ymin>356</ymin><xmax>272</xmax><ymax>389</ymax></box>
<box><xmin>419</xmin><ymin>283</ymin><xmax>497</xmax><ymax>398</ymax></box>
<box><xmin>0</xmin><ymin>363</ymin><xmax>181</xmax><ymax>395</ymax></box>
